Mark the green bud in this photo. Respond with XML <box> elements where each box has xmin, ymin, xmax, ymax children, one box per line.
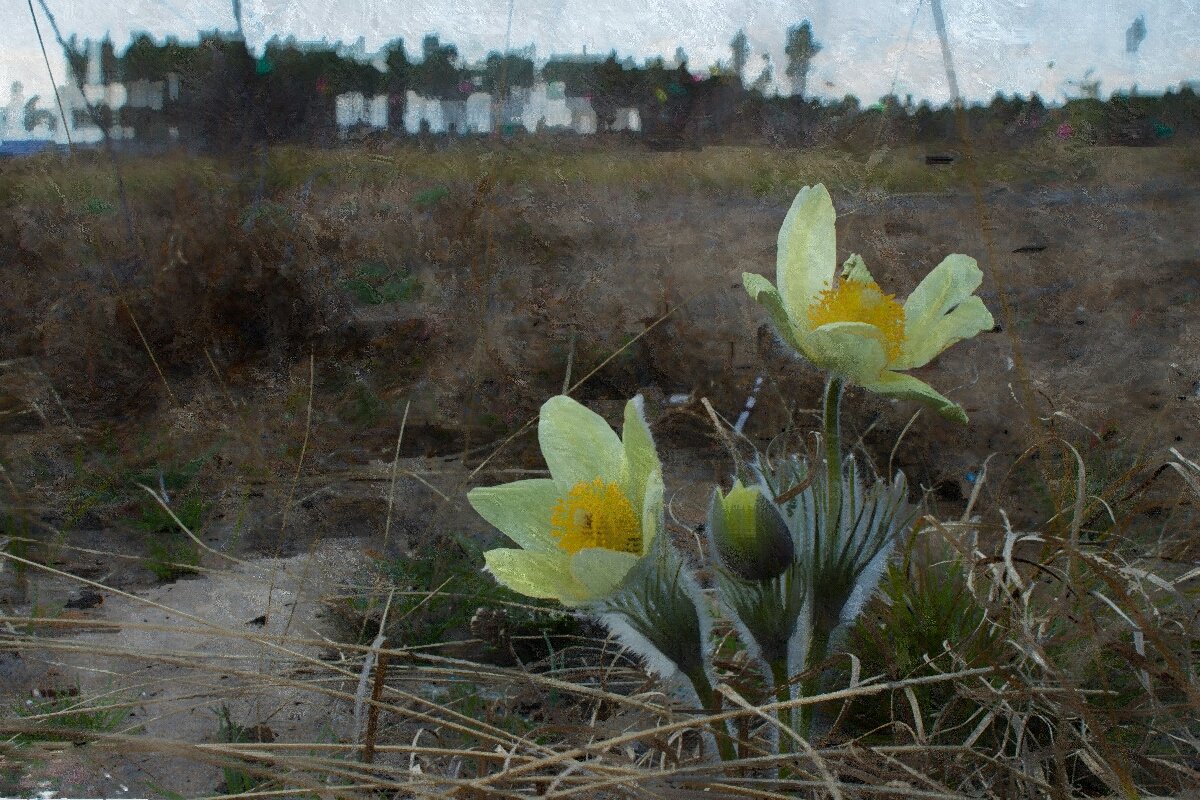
<box><xmin>708</xmin><ymin>481</ymin><xmax>794</xmax><ymax>582</ymax></box>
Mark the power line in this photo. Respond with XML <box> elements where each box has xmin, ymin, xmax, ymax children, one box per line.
<box><xmin>887</xmin><ymin>0</ymin><xmax>924</xmax><ymax>100</ymax></box>
<box><xmin>503</xmin><ymin>0</ymin><xmax>516</xmax><ymax>54</ymax></box>
<box><xmin>26</xmin><ymin>0</ymin><xmax>72</xmax><ymax>150</ymax></box>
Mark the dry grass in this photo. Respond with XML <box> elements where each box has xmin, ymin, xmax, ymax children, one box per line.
<box><xmin>2</xmin><ymin>141</ymin><xmax>1198</xmax><ymax>796</ymax></box>
<box><xmin>2</xmin><ymin>418</ymin><xmax>1198</xmax><ymax>797</ymax></box>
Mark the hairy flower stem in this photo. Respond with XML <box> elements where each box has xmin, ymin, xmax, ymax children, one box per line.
<box><xmin>797</xmin><ymin>627</ymin><xmax>830</xmax><ymax>737</ymax></box>
<box><xmin>686</xmin><ymin>669</ymin><xmax>738</xmax><ymax>762</ymax></box>
<box><xmin>822</xmin><ymin>375</ymin><xmax>845</xmax><ymax>534</ymax></box>
<box><xmin>770</xmin><ymin>659</ymin><xmax>794</xmax><ymax>759</ymax></box>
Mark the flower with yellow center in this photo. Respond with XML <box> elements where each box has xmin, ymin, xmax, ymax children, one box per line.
<box><xmin>469</xmin><ymin>395</ymin><xmax>663</xmax><ymax>606</ymax></box>
<box><xmin>743</xmin><ymin>184</ymin><xmax>995</xmax><ymax>423</ymax></box>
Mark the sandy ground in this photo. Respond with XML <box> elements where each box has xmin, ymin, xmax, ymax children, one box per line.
<box><xmin>3</xmin><ymin>540</ymin><xmax>373</xmax><ymax>797</ymax></box>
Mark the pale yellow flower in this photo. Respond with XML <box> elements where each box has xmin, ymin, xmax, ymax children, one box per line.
<box><xmin>470</xmin><ymin>395</ymin><xmax>663</xmax><ymax>606</ymax></box>
<box><xmin>743</xmin><ymin>184</ymin><xmax>994</xmax><ymax>422</ymax></box>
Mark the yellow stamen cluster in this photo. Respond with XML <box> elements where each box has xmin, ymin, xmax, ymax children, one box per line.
<box><xmin>550</xmin><ymin>478</ymin><xmax>641</xmax><ymax>555</ymax></box>
<box><xmin>807</xmin><ymin>280</ymin><xmax>906</xmax><ymax>360</ymax></box>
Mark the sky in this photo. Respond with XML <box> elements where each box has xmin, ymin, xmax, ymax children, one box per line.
<box><xmin>2</xmin><ymin>0</ymin><xmax>1196</xmax><ymax>111</ymax></box>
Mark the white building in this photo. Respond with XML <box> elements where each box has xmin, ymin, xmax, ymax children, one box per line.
<box><xmin>367</xmin><ymin>95</ymin><xmax>388</xmax><ymax>128</ymax></box>
<box><xmin>465</xmin><ymin>92</ymin><xmax>492</xmax><ymax>133</ymax></box>
<box><xmin>565</xmin><ymin>97</ymin><xmax>598</xmax><ymax>134</ymax></box>
<box><xmin>126</xmin><ymin>79</ymin><xmax>164</xmax><ymax>111</ymax></box>
<box><xmin>442</xmin><ymin>100</ymin><xmax>468</xmax><ymax>134</ymax></box>
<box><xmin>611</xmin><ymin>107</ymin><xmax>642</xmax><ymax>132</ymax></box>
<box><xmin>49</xmin><ymin>40</ymin><xmax>133</xmax><ymax>144</ymax></box>
<box><xmin>398</xmin><ymin>85</ymin><xmax>600</xmax><ymax>136</ymax></box>
<box><xmin>335</xmin><ymin>92</ymin><xmax>390</xmax><ymax>133</ymax></box>
<box><xmin>335</xmin><ymin>92</ymin><xmax>365</xmax><ymax>128</ymax></box>
<box><xmin>520</xmin><ymin>85</ymin><xmax>545</xmax><ymax>132</ymax></box>
<box><xmin>403</xmin><ymin>91</ymin><xmax>446</xmax><ymax>134</ymax></box>
<box><xmin>543</xmin><ymin>82</ymin><xmax>573</xmax><ymax>129</ymax></box>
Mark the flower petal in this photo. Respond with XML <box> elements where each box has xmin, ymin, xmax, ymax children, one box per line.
<box><xmin>806</xmin><ymin>322</ymin><xmax>890</xmax><ymax>386</ymax></box>
<box><xmin>840</xmin><ymin>254</ymin><xmax>875</xmax><ymax>285</ymax></box>
<box><xmin>538</xmin><ymin>395</ymin><xmax>624</xmax><ymax>489</ymax></box>
<box><xmin>901</xmin><ymin>254</ymin><xmax>985</xmax><ymax>359</ymax></box>
<box><xmin>570</xmin><ymin>548</ymin><xmax>641</xmax><ymax>599</ymax></box>
<box><xmin>860</xmin><ymin>371</ymin><xmax>969</xmax><ymax>424</ymax></box>
<box><xmin>467</xmin><ymin>479</ymin><xmax>561</xmax><ymax>552</ymax></box>
<box><xmin>619</xmin><ymin>395</ymin><xmax>659</xmax><ymax>514</ymax></box>
<box><xmin>484</xmin><ymin>548</ymin><xmax>589</xmax><ymax>604</ymax></box>
<box><xmin>776</xmin><ymin>184</ymin><xmax>837</xmax><ymax>326</ymax></box>
<box><xmin>742</xmin><ymin>272</ymin><xmax>804</xmax><ymax>351</ymax></box>
<box><xmin>895</xmin><ymin>295</ymin><xmax>994</xmax><ymax>370</ymax></box>
<box><xmin>640</xmin><ymin>467</ymin><xmax>665</xmax><ymax>555</ymax></box>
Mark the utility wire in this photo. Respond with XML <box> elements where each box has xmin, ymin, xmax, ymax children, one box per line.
<box><xmin>26</xmin><ymin>0</ymin><xmax>72</xmax><ymax>151</ymax></box>
<box><xmin>928</xmin><ymin>0</ymin><xmax>1039</xmax><ymax>432</ymax></box>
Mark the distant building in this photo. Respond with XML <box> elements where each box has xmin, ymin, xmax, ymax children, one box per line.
<box><xmin>521</xmin><ymin>85</ymin><xmax>548</xmax><ymax>132</ymax></box>
<box><xmin>335</xmin><ymin>92</ymin><xmax>366</xmax><ymax>129</ymax></box>
<box><xmin>611</xmin><ymin>107</ymin><xmax>642</xmax><ymax>132</ymax></box>
<box><xmin>397</xmin><ymin>83</ymin><xmax>600</xmax><ymax>136</ymax></box>
<box><xmin>367</xmin><ymin>95</ymin><xmax>388</xmax><ymax>128</ymax></box>
<box><xmin>465</xmin><ymin>93</ymin><xmax>492</xmax><ymax>133</ymax></box>
<box><xmin>335</xmin><ymin>92</ymin><xmax>390</xmax><ymax>134</ymax></box>
<box><xmin>404</xmin><ymin>91</ymin><xmax>446</xmax><ymax>134</ymax></box>
<box><xmin>565</xmin><ymin>97</ymin><xmax>598</xmax><ymax>134</ymax></box>
<box><xmin>442</xmin><ymin>100</ymin><xmax>468</xmax><ymax>134</ymax></box>
<box><xmin>126</xmin><ymin>80</ymin><xmax>164</xmax><ymax>111</ymax></box>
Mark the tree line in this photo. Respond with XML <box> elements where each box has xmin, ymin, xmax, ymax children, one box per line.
<box><xmin>56</xmin><ymin>26</ymin><xmax>1200</xmax><ymax>152</ymax></box>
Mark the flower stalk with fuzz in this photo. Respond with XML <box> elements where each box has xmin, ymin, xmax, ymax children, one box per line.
<box><xmin>752</xmin><ymin>450</ymin><xmax>919</xmax><ymax>735</ymax></box>
<box><xmin>469</xmin><ymin>395</ymin><xmax>663</xmax><ymax>605</ymax></box>
<box><xmin>706</xmin><ymin>480</ymin><xmax>807</xmax><ymax>756</ymax></box>
<box><xmin>743</xmin><ymin>183</ymin><xmax>995</xmax><ymax>424</ymax></box>
<box><xmin>706</xmin><ymin>481</ymin><xmax>806</xmax><ymax>672</ymax></box>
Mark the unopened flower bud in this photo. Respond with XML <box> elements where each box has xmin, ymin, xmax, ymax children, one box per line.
<box><xmin>708</xmin><ymin>481</ymin><xmax>794</xmax><ymax>582</ymax></box>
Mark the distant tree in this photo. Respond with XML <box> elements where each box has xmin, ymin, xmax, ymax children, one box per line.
<box><xmin>911</xmin><ymin>100</ymin><xmax>939</xmax><ymax>140</ymax></box>
<box><xmin>482</xmin><ymin>52</ymin><xmax>535</xmax><ymax>95</ymax></box>
<box><xmin>122</xmin><ymin>33</ymin><xmax>173</xmax><ymax>81</ymax></box>
<box><xmin>63</xmin><ymin>36</ymin><xmax>88</xmax><ymax>85</ymax></box>
<box><xmin>751</xmin><ymin>53</ymin><xmax>773</xmax><ymax>95</ymax></box>
<box><xmin>100</xmin><ymin>37</ymin><xmax>120</xmax><ymax>84</ymax></box>
<box><xmin>384</xmin><ymin>39</ymin><xmax>411</xmax><ymax>88</ymax></box>
<box><xmin>187</xmin><ymin>34</ymin><xmax>259</xmax><ymax>151</ymax></box>
<box><xmin>23</xmin><ymin>96</ymin><xmax>56</xmax><ymax>132</ymax></box>
<box><xmin>321</xmin><ymin>50</ymin><xmax>384</xmax><ymax>96</ymax></box>
<box><xmin>542</xmin><ymin>59</ymin><xmax>599</xmax><ymax>96</ymax></box>
<box><xmin>592</xmin><ymin>54</ymin><xmax>628</xmax><ymax>130</ymax></box>
<box><xmin>730</xmin><ymin>29</ymin><xmax>750</xmax><ymax>85</ymax></box>
<box><xmin>1066</xmin><ymin>68</ymin><xmax>1102</xmax><ymax>100</ymax></box>
<box><xmin>674</xmin><ymin>47</ymin><xmax>688</xmax><ymax>68</ymax></box>
<box><xmin>383</xmin><ymin>38</ymin><xmax>411</xmax><ymax>133</ymax></box>
<box><xmin>415</xmin><ymin>35</ymin><xmax>463</xmax><ymax>99</ymax></box>
<box><xmin>1126</xmin><ymin>15</ymin><xmax>1147</xmax><ymax>54</ymax></box>
<box><xmin>784</xmin><ymin>20</ymin><xmax>821</xmax><ymax>98</ymax></box>
<box><xmin>259</xmin><ymin>39</ymin><xmax>342</xmax><ymax>141</ymax></box>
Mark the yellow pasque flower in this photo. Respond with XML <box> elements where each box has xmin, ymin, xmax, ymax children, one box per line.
<box><xmin>469</xmin><ymin>395</ymin><xmax>663</xmax><ymax>606</ymax></box>
<box><xmin>743</xmin><ymin>184</ymin><xmax>995</xmax><ymax>423</ymax></box>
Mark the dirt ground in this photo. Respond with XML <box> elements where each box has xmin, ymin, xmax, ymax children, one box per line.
<box><xmin>2</xmin><ymin>144</ymin><xmax>1198</xmax><ymax>795</ymax></box>
<box><xmin>3</xmin><ymin>147</ymin><xmax>1198</xmax><ymax>588</ymax></box>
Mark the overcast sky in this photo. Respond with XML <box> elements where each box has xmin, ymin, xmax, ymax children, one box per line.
<box><xmin>2</xmin><ymin>0</ymin><xmax>1196</xmax><ymax>107</ymax></box>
